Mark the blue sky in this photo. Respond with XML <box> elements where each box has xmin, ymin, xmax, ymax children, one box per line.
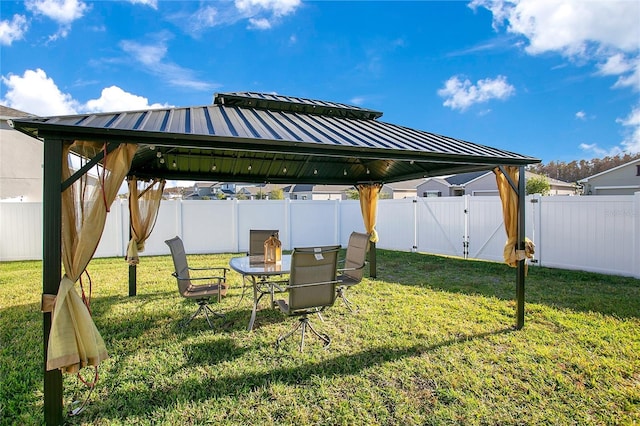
<box><xmin>1</xmin><ymin>0</ymin><xmax>639</xmax><ymax>165</ymax></box>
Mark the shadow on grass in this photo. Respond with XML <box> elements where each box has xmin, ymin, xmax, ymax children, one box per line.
<box><xmin>78</xmin><ymin>326</ymin><xmax>515</xmax><ymax>422</ymax></box>
<box><xmin>374</xmin><ymin>250</ymin><xmax>640</xmax><ymax>319</ymax></box>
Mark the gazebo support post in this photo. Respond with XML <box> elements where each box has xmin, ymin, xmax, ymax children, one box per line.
<box><xmin>369</xmin><ymin>242</ymin><xmax>377</xmax><ymax>279</ymax></box>
<box><xmin>43</xmin><ymin>138</ymin><xmax>64</xmax><ymax>425</ymax></box>
<box><xmin>516</xmin><ymin>165</ymin><xmax>526</xmax><ymax>329</ymax></box>
<box><xmin>128</xmin><ymin>226</ymin><xmax>137</xmax><ymax>296</ymax></box>
<box><xmin>128</xmin><ymin>265</ymin><xmax>137</xmax><ymax>296</ymax></box>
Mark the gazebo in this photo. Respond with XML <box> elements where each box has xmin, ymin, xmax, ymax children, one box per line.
<box><xmin>9</xmin><ymin>92</ymin><xmax>539</xmax><ymax>424</ymax></box>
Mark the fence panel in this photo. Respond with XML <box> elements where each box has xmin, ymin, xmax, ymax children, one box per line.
<box><xmin>141</xmin><ymin>200</ymin><xmax>181</xmax><ymax>256</ymax></box>
<box><xmin>467</xmin><ymin>196</ymin><xmax>505</xmax><ymax>262</ymax></box>
<box><xmin>182</xmin><ymin>200</ymin><xmax>236</xmax><ymax>254</ymax></box>
<box><xmin>0</xmin><ymin>202</ymin><xmax>42</xmax><ymax>261</ymax></box>
<box><xmin>377</xmin><ymin>198</ymin><xmax>415</xmax><ymax>251</ymax></box>
<box><xmin>95</xmin><ymin>199</ymin><xmax>126</xmax><ymax>258</ymax></box>
<box><xmin>237</xmin><ymin>200</ymin><xmax>287</xmax><ymax>252</ymax></box>
<box><xmin>289</xmin><ymin>200</ymin><xmax>339</xmax><ymax>248</ymax></box>
<box><xmin>538</xmin><ymin>195</ymin><xmax>635</xmax><ymax>276</ymax></box>
<box><xmin>416</xmin><ymin>197</ymin><xmax>465</xmax><ymax>257</ymax></box>
<box><xmin>338</xmin><ymin>200</ymin><xmax>366</xmax><ymax>245</ymax></box>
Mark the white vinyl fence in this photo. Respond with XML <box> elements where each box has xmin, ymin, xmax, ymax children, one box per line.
<box><xmin>2</xmin><ymin>193</ymin><xmax>639</xmax><ymax>278</ymax></box>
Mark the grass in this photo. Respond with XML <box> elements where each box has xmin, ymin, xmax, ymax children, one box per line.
<box><xmin>1</xmin><ymin>250</ymin><xmax>639</xmax><ymax>425</ymax></box>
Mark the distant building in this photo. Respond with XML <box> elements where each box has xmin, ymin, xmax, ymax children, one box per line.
<box><xmin>287</xmin><ymin>184</ymin><xmax>350</xmax><ymax>200</ymax></box>
<box><xmin>381</xmin><ymin>178</ymin><xmax>426</xmax><ymax>199</ymax></box>
<box><xmin>0</xmin><ymin>105</ymin><xmax>42</xmax><ymax>202</ymax></box>
<box><xmin>578</xmin><ymin>158</ymin><xmax>640</xmax><ymax>195</ymax></box>
<box><xmin>416</xmin><ymin>170</ymin><xmax>576</xmax><ymax>197</ymax></box>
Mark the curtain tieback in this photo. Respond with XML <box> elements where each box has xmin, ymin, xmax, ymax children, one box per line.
<box><xmin>41</xmin><ymin>294</ymin><xmax>56</xmax><ymax>313</ymax></box>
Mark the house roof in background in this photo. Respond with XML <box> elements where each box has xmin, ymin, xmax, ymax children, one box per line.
<box><xmin>0</xmin><ymin>105</ymin><xmax>32</xmax><ymax>118</ymax></box>
<box><xmin>9</xmin><ymin>92</ymin><xmax>539</xmax><ymax>185</ymax></box>
<box><xmin>444</xmin><ymin>171</ymin><xmax>489</xmax><ymax>185</ymax></box>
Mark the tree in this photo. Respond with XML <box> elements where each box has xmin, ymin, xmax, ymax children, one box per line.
<box><xmin>255</xmin><ymin>189</ymin><xmax>267</xmax><ymax>200</ymax></box>
<box><xmin>526</xmin><ymin>175</ymin><xmax>550</xmax><ymax>195</ymax></box>
<box><xmin>346</xmin><ymin>188</ymin><xmax>359</xmax><ymax>199</ymax></box>
<box><xmin>269</xmin><ymin>188</ymin><xmax>284</xmax><ymax>200</ymax></box>
<box><xmin>527</xmin><ymin>152</ymin><xmax>640</xmax><ymax>183</ymax></box>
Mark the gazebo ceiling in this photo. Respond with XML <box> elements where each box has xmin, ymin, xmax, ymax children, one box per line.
<box><xmin>9</xmin><ymin>92</ymin><xmax>539</xmax><ymax>184</ymax></box>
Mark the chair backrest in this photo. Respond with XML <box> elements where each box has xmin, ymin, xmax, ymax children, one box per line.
<box><xmin>165</xmin><ymin>236</ymin><xmax>191</xmax><ymax>295</ymax></box>
<box><xmin>342</xmin><ymin>232</ymin><xmax>370</xmax><ymax>282</ymax></box>
<box><xmin>288</xmin><ymin>245</ymin><xmax>341</xmax><ymax>311</ymax></box>
<box><xmin>249</xmin><ymin>229</ymin><xmax>279</xmax><ymax>256</ymax></box>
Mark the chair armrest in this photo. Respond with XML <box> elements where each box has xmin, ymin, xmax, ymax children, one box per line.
<box><xmin>284</xmin><ymin>280</ymin><xmax>340</xmax><ymax>291</ymax></box>
<box><xmin>188</xmin><ymin>266</ymin><xmax>230</xmax><ymax>272</ymax></box>
<box><xmin>337</xmin><ymin>263</ymin><xmax>366</xmax><ymax>273</ymax></box>
<box><xmin>172</xmin><ymin>272</ymin><xmax>226</xmax><ymax>284</ymax></box>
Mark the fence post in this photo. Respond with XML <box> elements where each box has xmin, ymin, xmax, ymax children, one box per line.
<box><xmin>463</xmin><ymin>195</ymin><xmax>470</xmax><ymax>259</ymax></box>
<box><xmin>635</xmin><ymin>192</ymin><xmax>640</xmax><ymax>279</ymax></box>
<box><xmin>412</xmin><ymin>197</ymin><xmax>418</xmax><ymax>252</ymax></box>
<box><xmin>531</xmin><ymin>194</ymin><xmax>542</xmax><ymax>267</ymax></box>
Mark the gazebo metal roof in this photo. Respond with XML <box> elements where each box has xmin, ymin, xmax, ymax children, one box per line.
<box><xmin>10</xmin><ymin>92</ymin><xmax>539</xmax><ymax>184</ymax></box>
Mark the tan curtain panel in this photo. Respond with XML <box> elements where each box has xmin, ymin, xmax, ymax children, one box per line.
<box><xmin>126</xmin><ymin>177</ymin><xmax>166</xmax><ymax>265</ymax></box>
<box><xmin>494</xmin><ymin>166</ymin><xmax>535</xmax><ymax>268</ymax></box>
<box><xmin>356</xmin><ymin>183</ymin><xmax>383</xmax><ymax>243</ymax></box>
<box><xmin>48</xmin><ymin>141</ymin><xmax>136</xmax><ymax>373</ymax></box>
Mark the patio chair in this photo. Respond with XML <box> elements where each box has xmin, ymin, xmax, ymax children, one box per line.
<box><xmin>336</xmin><ymin>232</ymin><xmax>370</xmax><ymax>313</ymax></box>
<box><xmin>249</xmin><ymin>229</ymin><xmax>279</xmax><ymax>256</ymax></box>
<box><xmin>246</xmin><ymin>229</ymin><xmax>285</xmax><ymax>305</ymax></box>
<box><xmin>165</xmin><ymin>236</ymin><xmax>229</xmax><ymax>328</ymax></box>
<box><xmin>275</xmin><ymin>245</ymin><xmax>340</xmax><ymax>351</ymax></box>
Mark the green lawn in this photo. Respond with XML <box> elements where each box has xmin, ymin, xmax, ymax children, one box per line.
<box><xmin>1</xmin><ymin>250</ymin><xmax>638</xmax><ymax>425</ymax></box>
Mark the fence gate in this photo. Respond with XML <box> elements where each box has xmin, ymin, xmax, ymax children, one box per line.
<box><xmin>415</xmin><ymin>196</ymin><xmax>466</xmax><ymax>257</ymax></box>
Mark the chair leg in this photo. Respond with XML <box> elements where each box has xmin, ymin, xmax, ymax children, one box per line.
<box><xmin>276</xmin><ymin>318</ymin><xmax>303</xmax><ymax>347</ymax></box>
<box><xmin>276</xmin><ymin>317</ymin><xmax>331</xmax><ymax>352</ymax></box>
<box><xmin>183</xmin><ymin>300</ymin><xmax>223</xmax><ymax>329</ymax></box>
<box><xmin>305</xmin><ymin>319</ymin><xmax>331</xmax><ymax>349</ymax></box>
<box><xmin>183</xmin><ymin>303</ymin><xmax>206</xmax><ymax>327</ymax></box>
<box><xmin>337</xmin><ymin>287</ymin><xmax>359</xmax><ymax>313</ymax></box>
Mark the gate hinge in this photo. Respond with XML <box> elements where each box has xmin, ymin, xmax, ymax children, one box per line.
<box><xmin>530</xmin><ymin>199</ymin><xmax>539</xmax><ymax>203</ymax></box>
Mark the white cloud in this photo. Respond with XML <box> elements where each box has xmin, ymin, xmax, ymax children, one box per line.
<box><xmin>470</xmin><ymin>1</ymin><xmax>640</xmax><ymax>89</ymax></box>
<box><xmin>248</xmin><ymin>18</ymin><xmax>272</xmax><ymax>30</ymax></box>
<box><xmin>575</xmin><ymin>111</ymin><xmax>586</xmax><ymax>120</ymax></box>
<box><xmin>1</xmin><ymin>69</ymin><xmax>79</xmax><ymax>116</ymax></box>
<box><xmin>597</xmin><ymin>53</ymin><xmax>640</xmax><ymax>91</ymax></box>
<box><xmin>0</xmin><ymin>14</ymin><xmax>29</xmax><ymax>46</ymax></box>
<box><xmin>0</xmin><ymin>68</ymin><xmax>171</xmax><ymax>116</ymax></box>
<box><xmin>127</xmin><ymin>0</ymin><xmax>158</xmax><ymax>10</ymax></box>
<box><xmin>579</xmin><ymin>143</ymin><xmax>609</xmax><ymax>157</ymax></box>
<box><xmin>235</xmin><ymin>0</ymin><xmax>301</xmax><ymax>17</ymax></box>
<box><xmin>470</xmin><ymin>0</ymin><xmax>640</xmax><ymax>56</ymax></box>
<box><xmin>25</xmin><ymin>0</ymin><xmax>89</xmax><ymax>40</ymax></box>
<box><xmin>181</xmin><ymin>0</ymin><xmax>300</xmax><ymax>35</ymax></box>
<box><xmin>438</xmin><ymin>75</ymin><xmax>515</xmax><ymax>112</ymax></box>
<box><xmin>616</xmin><ymin>105</ymin><xmax>640</xmax><ymax>154</ymax></box>
<box><xmin>120</xmin><ymin>37</ymin><xmax>218</xmax><ymax>91</ymax></box>
<box><xmin>84</xmin><ymin>86</ymin><xmax>171</xmax><ymax>112</ymax></box>
<box><xmin>26</xmin><ymin>0</ymin><xmax>88</xmax><ymax>24</ymax></box>
<box><xmin>580</xmin><ymin>105</ymin><xmax>640</xmax><ymax>156</ymax></box>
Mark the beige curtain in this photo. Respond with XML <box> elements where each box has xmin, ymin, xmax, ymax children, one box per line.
<box><xmin>494</xmin><ymin>166</ymin><xmax>535</xmax><ymax>268</ymax></box>
<box><xmin>356</xmin><ymin>183</ymin><xmax>383</xmax><ymax>243</ymax></box>
<box><xmin>47</xmin><ymin>141</ymin><xmax>136</xmax><ymax>373</ymax></box>
<box><xmin>126</xmin><ymin>177</ymin><xmax>165</xmax><ymax>265</ymax></box>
